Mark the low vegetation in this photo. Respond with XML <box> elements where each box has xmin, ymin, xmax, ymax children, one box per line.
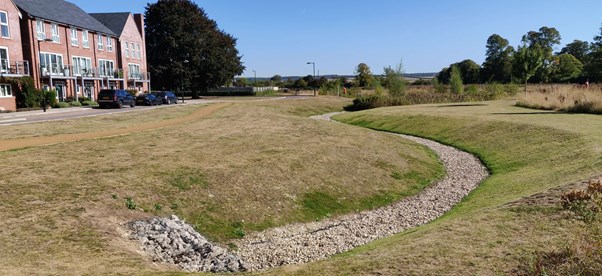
<box><xmin>272</xmin><ymin>100</ymin><xmax>601</xmax><ymax>275</ymax></box>
<box><xmin>0</xmin><ymin>97</ymin><xmax>445</xmax><ymax>273</ymax></box>
<box><xmin>516</xmin><ymin>84</ymin><xmax>602</xmax><ymax>114</ymax></box>
<box><xmin>345</xmin><ymin>83</ymin><xmax>518</xmax><ymax>111</ymax></box>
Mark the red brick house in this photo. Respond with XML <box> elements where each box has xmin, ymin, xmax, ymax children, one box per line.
<box><xmin>14</xmin><ymin>0</ymin><xmax>123</xmax><ymax>102</ymax></box>
<box><xmin>0</xmin><ymin>0</ymin><xmax>29</xmax><ymax>112</ymax></box>
<box><xmin>91</xmin><ymin>13</ymin><xmax>150</xmax><ymax>93</ymax></box>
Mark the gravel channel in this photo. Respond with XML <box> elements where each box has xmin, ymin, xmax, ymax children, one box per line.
<box><xmin>128</xmin><ymin>112</ymin><xmax>489</xmax><ymax>272</ymax></box>
<box><xmin>234</xmin><ymin>112</ymin><xmax>489</xmax><ymax>270</ymax></box>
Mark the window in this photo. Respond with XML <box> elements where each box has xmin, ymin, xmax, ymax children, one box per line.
<box><xmin>98</xmin><ymin>59</ymin><xmax>115</xmax><ymax>77</ymax></box>
<box><xmin>0</xmin><ymin>48</ymin><xmax>8</xmax><ymax>73</ymax></box>
<box><xmin>0</xmin><ymin>84</ymin><xmax>11</xmax><ymax>97</ymax></box>
<box><xmin>72</xmin><ymin>56</ymin><xmax>92</xmax><ymax>76</ymax></box>
<box><xmin>70</xmin><ymin>28</ymin><xmax>78</xmax><ymax>46</ymax></box>
<box><xmin>0</xmin><ymin>11</ymin><xmax>9</xmax><ymax>38</ymax></box>
<box><xmin>136</xmin><ymin>43</ymin><xmax>141</xmax><ymax>59</ymax></box>
<box><xmin>124</xmin><ymin>41</ymin><xmax>129</xmax><ymax>58</ymax></box>
<box><xmin>39</xmin><ymin>52</ymin><xmax>64</xmax><ymax>76</ymax></box>
<box><xmin>36</xmin><ymin>20</ymin><xmax>45</xmax><ymax>40</ymax></box>
<box><xmin>51</xmin><ymin>23</ymin><xmax>59</xmax><ymax>43</ymax></box>
<box><xmin>82</xmin><ymin>30</ymin><xmax>89</xmax><ymax>48</ymax></box>
<box><xmin>128</xmin><ymin>63</ymin><xmax>141</xmax><ymax>79</ymax></box>
<box><xmin>97</xmin><ymin>34</ymin><xmax>104</xmax><ymax>50</ymax></box>
<box><xmin>107</xmin><ymin>37</ymin><xmax>113</xmax><ymax>52</ymax></box>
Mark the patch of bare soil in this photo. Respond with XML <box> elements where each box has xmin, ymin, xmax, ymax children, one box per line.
<box><xmin>0</xmin><ymin>103</ymin><xmax>230</xmax><ymax>152</ymax></box>
<box><xmin>505</xmin><ymin>175</ymin><xmax>602</xmax><ymax>208</ymax></box>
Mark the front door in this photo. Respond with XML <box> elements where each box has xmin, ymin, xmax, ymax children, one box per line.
<box><xmin>55</xmin><ymin>83</ymin><xmax>66</xmax><ymax>102</ymax></box>
<box><xmin>84</xmin><ymin>81</ymin><xmax>94</xmax><ymax>100</ymax></box>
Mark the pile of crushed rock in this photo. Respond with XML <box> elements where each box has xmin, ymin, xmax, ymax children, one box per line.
<box><xmin>128</xmin><ymin>215</ymin><xmax>247</xmax><ymax>272</ymax></box>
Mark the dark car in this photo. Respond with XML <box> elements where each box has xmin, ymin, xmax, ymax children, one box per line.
<box><xmin>136</xmin><ymin>93</ymin><xmax>162</xmax><ymax>106</ymax></box>
<box><xmin>97</xmin><ymin>89</ymin><xmax>135</xmax><ymax>108</ymax></box>
<box><xmin>155</xmin><ymin>91</ymin><xmax>178</xmax><ymax>105</ymax></box>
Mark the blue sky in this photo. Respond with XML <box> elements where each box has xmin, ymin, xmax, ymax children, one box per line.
<box><xmin>70</xmin><ymin>0</ymin><xmax>602</xmax><ymax>78</ymax></box>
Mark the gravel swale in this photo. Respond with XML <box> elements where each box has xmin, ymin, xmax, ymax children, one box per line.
<box><xmin>233</xmin><ymin>112</ymin><xmax>489</xmax><ymax>270</ymax></box>
<box><xmin>128</xmin><ymin>112</ymin><xmax>489</xmax><ymax>272</ymax></box>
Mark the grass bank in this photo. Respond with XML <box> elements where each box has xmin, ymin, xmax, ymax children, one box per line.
<box><xmin>264</xmin><ymin>100</ymin><xmax>602</xmax><ymax>275</ymax></box>
<box><xmin>0</xmin><ymin>97</ymin><xmax>445</xmax><ymax>274</ymax></box>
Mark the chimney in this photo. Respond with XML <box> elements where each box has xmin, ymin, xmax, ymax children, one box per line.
<box><xmin>133</xmin><ymin>14</ymin><xmax>145</xmax><ymax>40</ymax></box>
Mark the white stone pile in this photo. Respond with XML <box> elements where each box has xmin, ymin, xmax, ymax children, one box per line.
<box><xmin>128</xmin><ymin>215</ymin><xmax>247</xmax><ymax>273</ymax></box>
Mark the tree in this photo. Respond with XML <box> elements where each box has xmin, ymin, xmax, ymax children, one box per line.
<box><xmin>383</xmin><ymin>60</ymin><xmax>406</xmax><ymax>96</ymax></box>
<box><xmin>145</xmin><ymin>0</ymin><xmax>244</xmax><ymax>98</ymax></box>
<box><xmin>456</xmin><ymin>59</ymin><xmax>481</xmax><ymax>84</ymax></box>
<box><xmin>551</xmin><ymin>54</ymin><xmax>583</xmax><ymax>83</ymax></box>
<box><xmin>449</xmin><ymin>65</ymin><xmax>464</xmax><ymax>94</ymax></box>
<box><xmin>522</xmin><ymin>26</ymin><xmax>561</xmax><ymax>83</ymax></box>
<box><xmin>481</xmin><ymin>34</ymin><xmax>515</xmax><ymax>83</ymax></box>
<box><xmin>233</xmin><ymin>77</ymin><xmax>248</xmax><ymax>87</ymax></box>
<box><xmin>437</xmin><ymin>59</ymin><xmax>480</xmax><ymax>85</ymax></box>
<box><xmin>294</xmin><ymin>78</ymin><xmax>307</xmax><ymax>88</ymax></box>
<box><xmin>513</xmin><ymin>44</ymin><xmax>545</xmax><ymax>92</ymax></box>
<box><xmin>586</xmin><ymin>24</ymin><xmax>602</xmax><ymax>81</ymax></box>
<box><xmin>355</xmin><ymin>63</ymin><xmax>374</xmax><ymax>87</ymax></box>
<box><xmin>436</xmin><ymin>67</ymin><xmax>451</xmax><ymax>84</ymax></box>
<box><xmin>559</xmin><ymin>40</ymin><xmax>591</xmax><ymax>64</ymax></box>
<box><xmin>270</xmin><ymin>75</ymin><xmax>282</xmax><ymax>83</ymax></box>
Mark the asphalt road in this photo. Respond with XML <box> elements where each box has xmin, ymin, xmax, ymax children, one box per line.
<box><xmin>0</xmin><ymin>101</ymin><xmax>201</xmax><ymax>126</ymax></box>
<box><xmin>0</xmin><ymin>96</ymin><xmax>298</xmax><ymax>126</ymax></box>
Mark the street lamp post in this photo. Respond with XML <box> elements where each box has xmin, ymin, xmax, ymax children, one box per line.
<box><xmin>252</xmin><ymin>70</ymin><xmax>257</xmax><ymax>86</ymax></box>
<box><xmin>180</xmin><ymin>59</ymin><xmax>188</xmax><ymax>103</ymax></box>
<box><xmin>307</xmin><ymin>62</ymin><xmax>316</xmax><ymax>96</ymax></box>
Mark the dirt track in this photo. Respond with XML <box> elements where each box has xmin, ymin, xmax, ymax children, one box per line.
<box><xmin>0</xmin><ymin>103</ymin><xmax>230</xmax><ymax>152</ymax></box>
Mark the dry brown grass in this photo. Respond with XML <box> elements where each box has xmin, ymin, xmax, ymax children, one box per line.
<box><xmin>516</xmin><ymin>84</ymin><xmax>602</xmax><ymax>114</ymax></box>
<box><xmin>0</xmin><ymin>96</ymin><xmax>443</xmax><ymax>274</ymax></box>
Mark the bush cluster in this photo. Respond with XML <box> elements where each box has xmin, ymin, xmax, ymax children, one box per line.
<box><xmin>345</xmin><ymin>88</ymin><xmax>509</xmax><ymax>111</ymax></box>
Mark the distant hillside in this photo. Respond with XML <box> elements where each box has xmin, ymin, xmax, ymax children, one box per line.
<box><xmin>238</xmin><ymin>73</ymin><xmax>437</xmax><ymax>82</ymax></box>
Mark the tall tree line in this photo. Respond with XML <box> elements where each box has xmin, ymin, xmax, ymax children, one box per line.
<box><xmin>438</xmin><ymin>25</ymin><xmax>602</xmax><ymax>85</ymax></box>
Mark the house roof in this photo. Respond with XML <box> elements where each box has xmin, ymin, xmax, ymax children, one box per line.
<box><xmin>13</xmin><ymin>0</ymin><xmax>116</xmax><ymax>36</ymax></box>
<box><xmin>89</xmin><ymin>12</ymin><xmax>131</xmax><ymax>37</ymax></box>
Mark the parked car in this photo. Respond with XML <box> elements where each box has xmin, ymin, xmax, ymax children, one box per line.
<box><xmin>155</xmin><ymin>91</ymin><xmax>178</xmax><ymax>105</ymax></box>
<box><xmin>97</xmin><ymin>89</ymin><xmax>135</xmax><ymax>108</ymax></box>
<box><xmin>135</xmin><ymin>93</ymin><xmax>162</xmax><ymax>106</ymax></box>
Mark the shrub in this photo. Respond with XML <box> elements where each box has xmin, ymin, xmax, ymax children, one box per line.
<box><xmin>81</xmin><ymin>100</ymin><xmax>98</xmax><ymax>107</ymax></box>
<box><xmin>126</xmin><ymin>89</ymin><xmax>138</xmax><ymax>97</ymax></box>
<box><xmin>78</xmin><ymin>96</ymin><xmax>91</xmax><ymax>103</ymax></box>
<box><xmin>44</xmin><ymin>90</ymin><xmax>57</xmax><ymax>107</ymax></box>
<box><xmin>125</xmin><ymin>197</ymin><xmax>137</xmax><ymax>210</ymax></box>
<box><xmin>561</xmin><ymin>180</ymin><xmax>602</xmax><ymax>223</ymax></box>
<box><xmin>53</xmin><ymin>102</ymin><xmax>70</xmax><ymax>108</ymax></box>
<box><xmin>466</xmin><ymin>85</ymin><xmax>479</xmax><ymax>94</ymax></box>
<box><xmin>69</xmin><ymin>101</ymin><xmax>82</xmax><ymax>107</ymax></box>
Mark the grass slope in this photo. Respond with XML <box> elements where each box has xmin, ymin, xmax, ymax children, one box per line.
<box><xmin>266</xmin><ymin>100</ymin><xmax>601</xmax><ymax>275</ymax></box>
<box><xmin>0</xmin><ymin>97</ymin><xmax>444</xmax><ymax>274</ymax></box>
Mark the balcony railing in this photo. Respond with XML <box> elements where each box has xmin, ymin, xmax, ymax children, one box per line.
<box><xmin>1</xmin><ymin>60</ymin><xmax>30</xmax><ymax>76</ymax></box>
<box><xmin>40</xmin><ymin>64</ymin><xmax>74</xmax><ymax>77</ymax></box>
<box><xmin>74</xmin><ymin>67</ymin><xmax>100</xmax><ymax>78</ymax></box>
<box><xmin>100</xmin><ymin>69</ymin><xmax>123</xmax><ymax>79</ymax></box>
<box><xmin>128</xmin><ymin>71</ymin><xmax>150</xmax><ymax>81</ymax></box>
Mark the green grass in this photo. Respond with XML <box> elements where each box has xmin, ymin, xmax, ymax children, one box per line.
<box><xmin>260</xmin><ymin>100</ymin><xmax>602</xmax><ymax>275</ymax></box>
